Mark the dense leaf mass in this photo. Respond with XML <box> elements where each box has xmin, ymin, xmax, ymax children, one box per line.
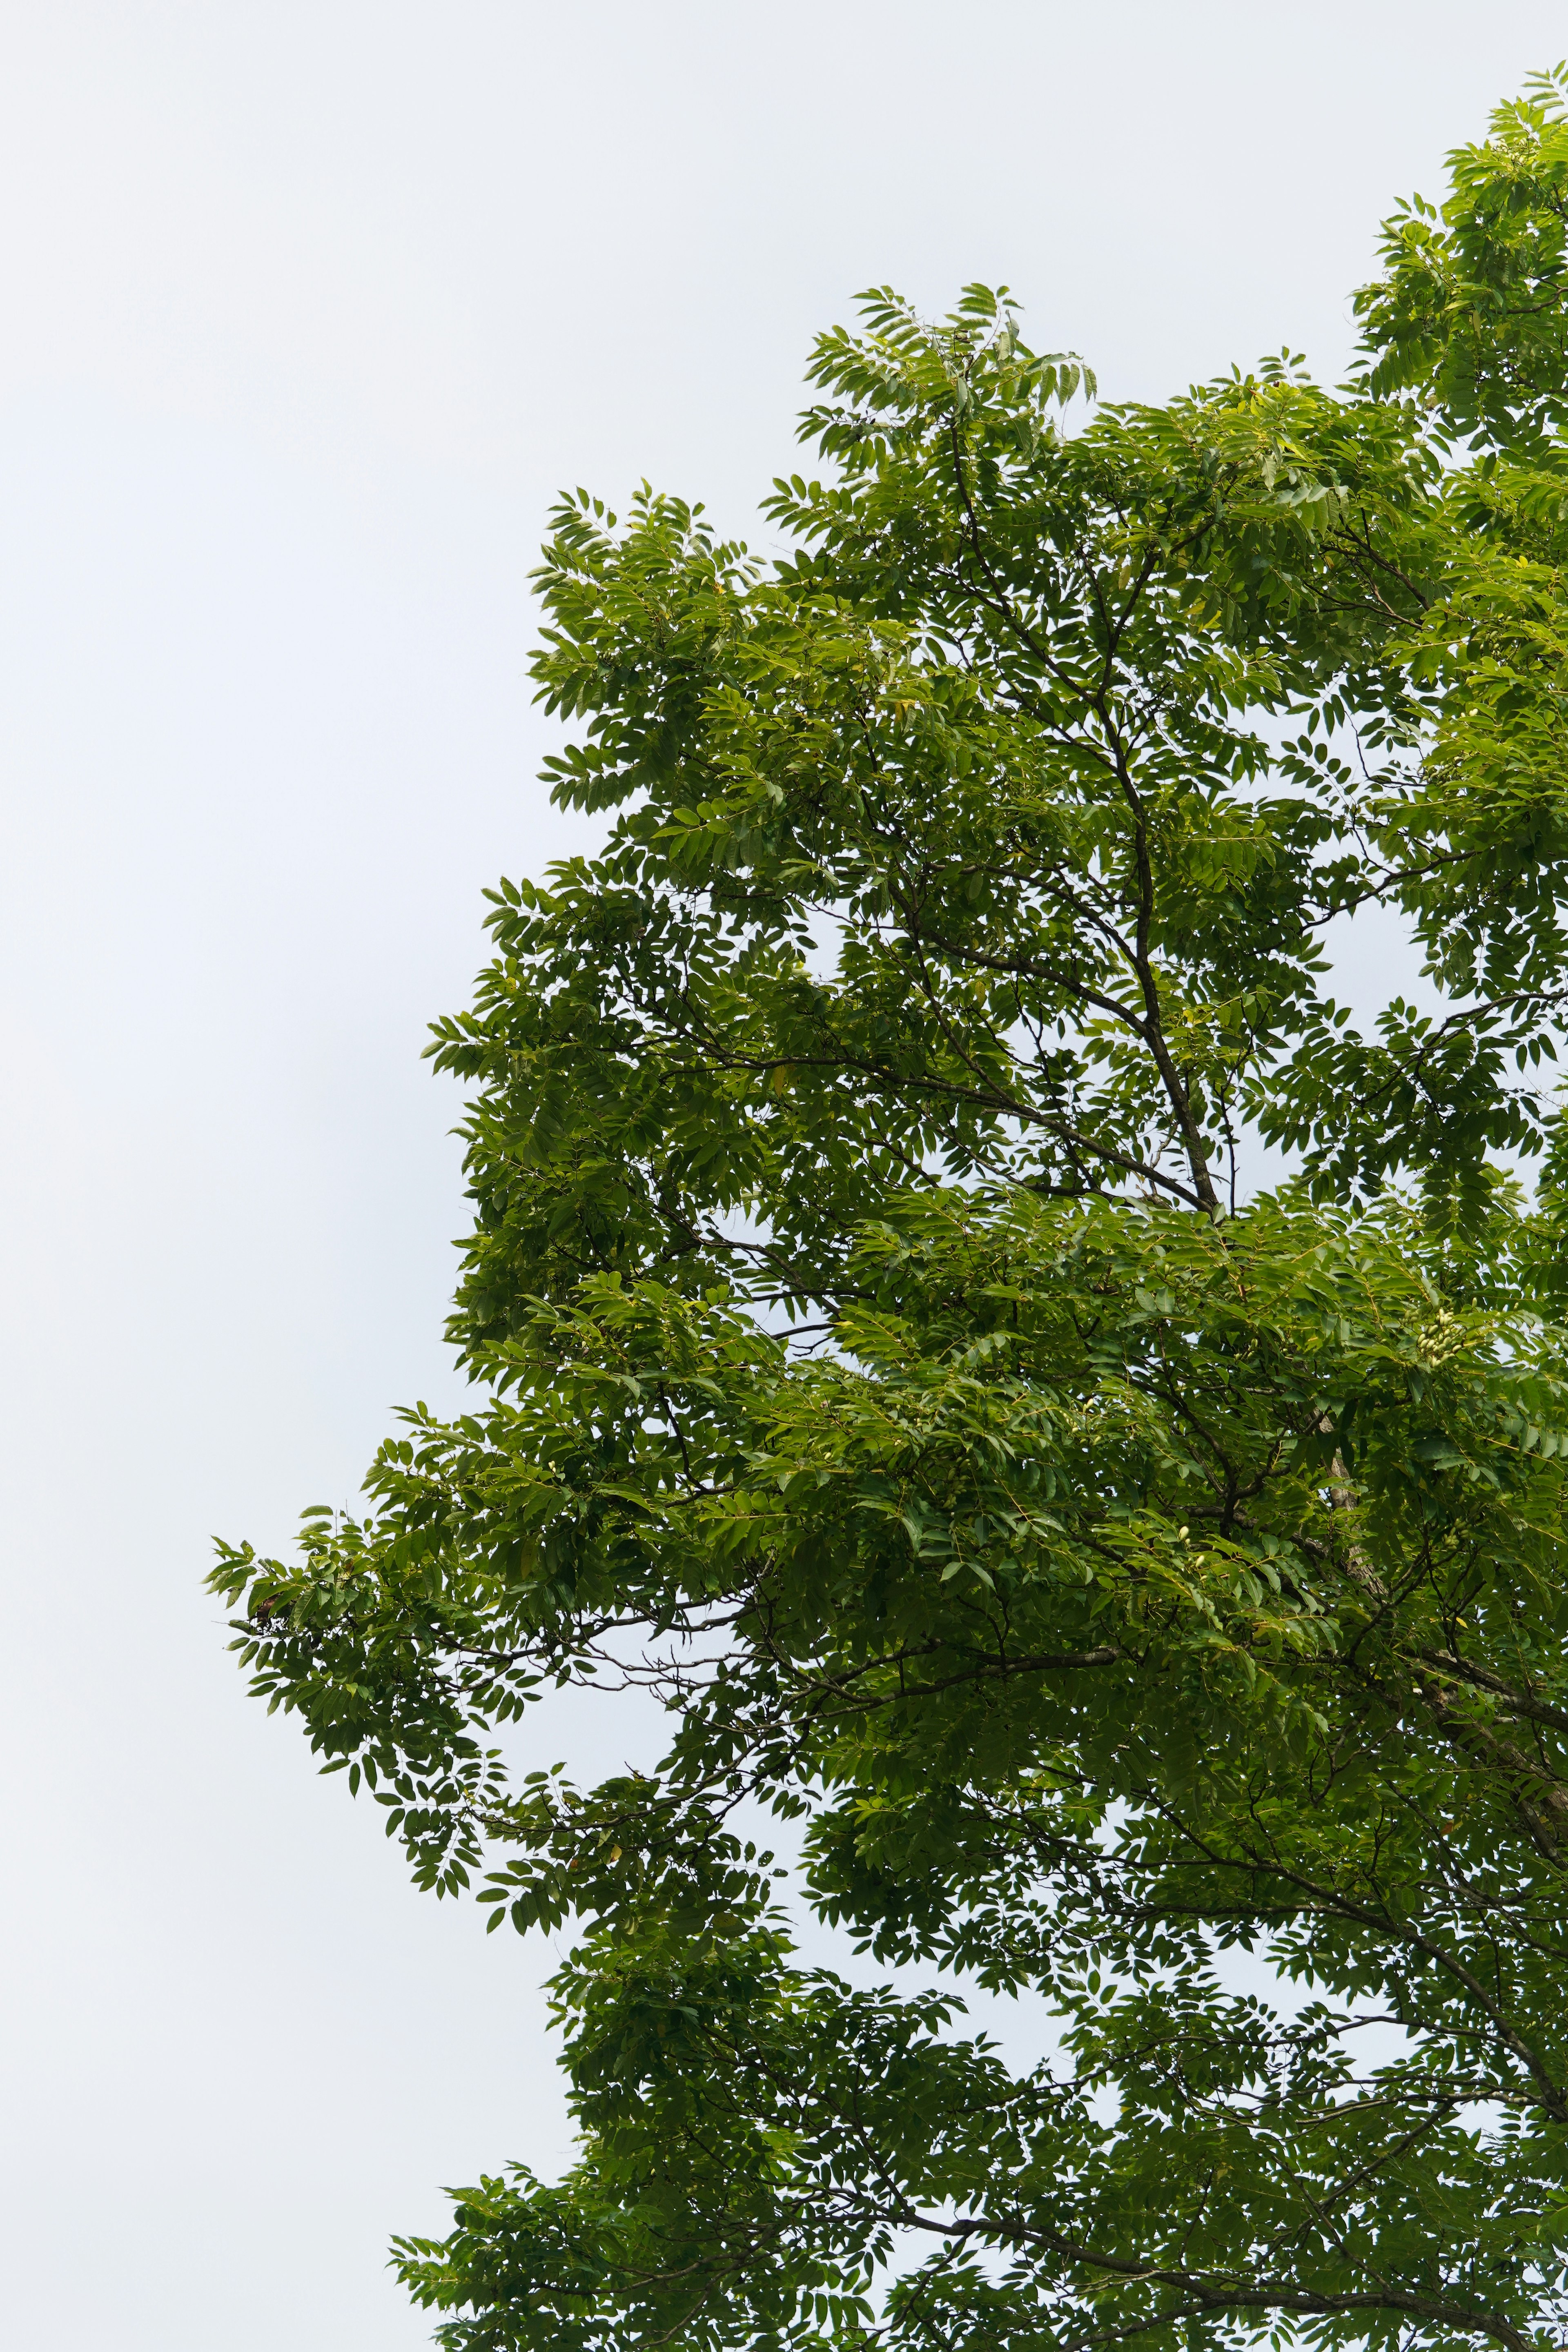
<box><xmin>218</xmin><ymin>76</ymin><xmax>1568</xmax><ymax>2352</ymax></box>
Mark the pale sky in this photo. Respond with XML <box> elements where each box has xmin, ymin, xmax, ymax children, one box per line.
<box><xmin>1</xmin><ymin>6</ymin><xmax>1563</xmax><ymax>2344</ymax></box>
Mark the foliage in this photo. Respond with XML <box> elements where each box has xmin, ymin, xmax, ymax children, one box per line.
<box><xmin>216</xmin><ymin>74</ymin><xmax>1568</xmax><ymax>2352</ymax></box>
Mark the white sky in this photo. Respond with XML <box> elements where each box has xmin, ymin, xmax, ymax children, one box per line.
<box><xmin>0</xmin><ymin>5</ymin><xmax>1561</xmax><ymax>2344</ymax></box>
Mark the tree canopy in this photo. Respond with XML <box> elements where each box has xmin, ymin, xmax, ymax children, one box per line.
<box><xmin>216</xmin><ymin>73</ymin><xmax>1568</xmax><ymax>2352</ymax></box>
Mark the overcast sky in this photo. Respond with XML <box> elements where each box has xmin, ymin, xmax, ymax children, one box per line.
<box><xmin>2</xmin><ymin>7</ymin><xmax>1564</xmax><ymax>2345</ymax></box>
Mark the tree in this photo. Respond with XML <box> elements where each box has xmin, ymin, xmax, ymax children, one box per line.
<box><xmin>216</xmin><ymin>74</ymin><xmax>1568</xmax><ymax>2352</ymax></box>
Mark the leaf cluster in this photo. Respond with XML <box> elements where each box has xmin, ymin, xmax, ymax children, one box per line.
<box><xmin>213</xmin><ymin>83</ymin><xmax>1568</xmax><ymax>2352</ymax></box>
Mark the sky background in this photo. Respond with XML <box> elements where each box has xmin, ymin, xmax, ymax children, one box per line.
<box><xmin>0</xmin><ymin>5</ymin><xmax>1563</xmax><ymax>2343</ymax></box>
